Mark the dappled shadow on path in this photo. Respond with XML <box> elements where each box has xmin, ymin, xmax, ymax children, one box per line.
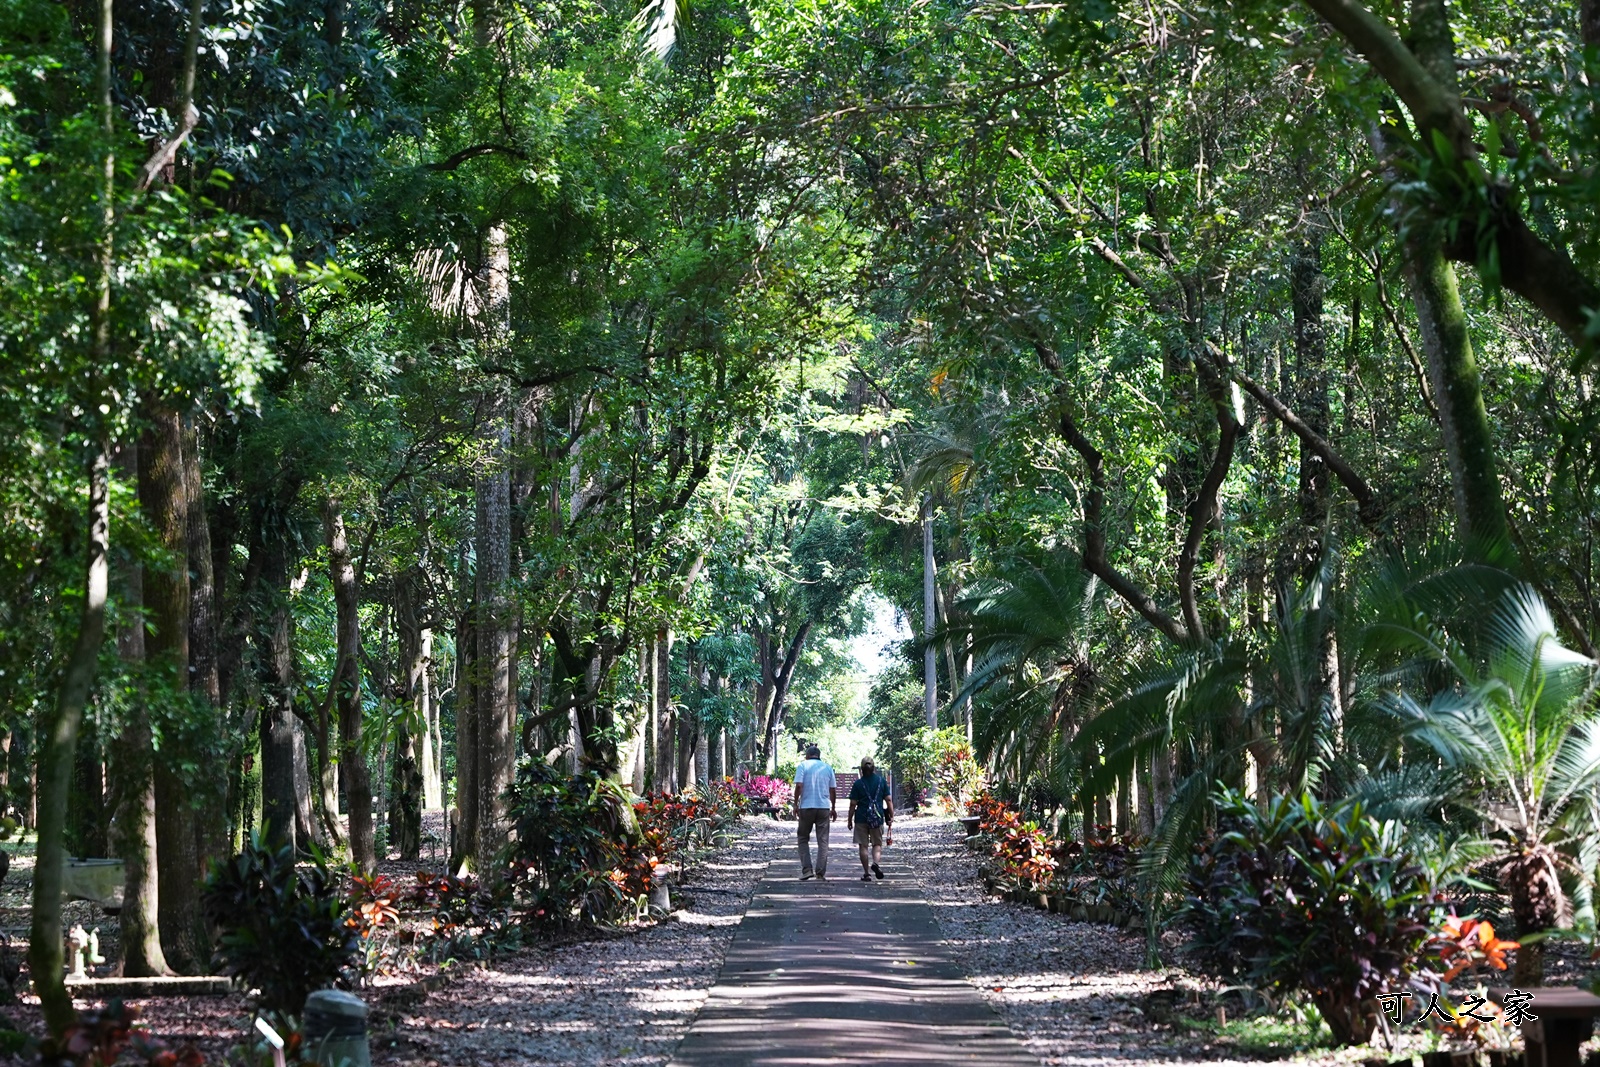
<box><xmin>668</xmin><ymin>854</ymin><xmax>1038</xmax><ymax>1066</ymax></box>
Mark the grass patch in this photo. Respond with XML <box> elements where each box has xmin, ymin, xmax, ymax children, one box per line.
<box><xmin>1178</xmin><ymin>1001</ymin><xmax>1335</xmax><ymax>1058</ymax></box>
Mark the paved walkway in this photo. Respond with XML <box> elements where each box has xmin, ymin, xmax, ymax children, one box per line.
<box><xmin>669</xmin><ymin>840</ymin><xmax>1040</xmax><ymax>1066</ymax></box>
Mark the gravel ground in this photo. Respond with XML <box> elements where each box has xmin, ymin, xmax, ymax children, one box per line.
<box><xmin>0</xmin><ymin>812</ymin><xmax>1564</xmax><ymax>1064</ymax></box>
<box><xmin>371</xmin><ymin>817</ymin><xmax>787</xmax><ymax>1067</ymax></box>
<box><xmin>901</xmin><ymin>814</ymin><xmax>1428</xmax><ymax>1067</ymax></box>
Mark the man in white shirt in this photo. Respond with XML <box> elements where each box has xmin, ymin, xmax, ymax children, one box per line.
<box><xmin>792</xmin><ymin>744</ymin><xmax>837</xmax><ymax>881</ymax></box>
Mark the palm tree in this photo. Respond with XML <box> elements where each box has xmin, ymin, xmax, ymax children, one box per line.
<box><xmin>951</xmin><ymin>547</ymin><xmax>1101</xmax><ymax>788</ymax></box>
<box><xmin>1386</xmin><ymin>584</ymin><xmax>1600</xmax><ymax>985</ymax></box>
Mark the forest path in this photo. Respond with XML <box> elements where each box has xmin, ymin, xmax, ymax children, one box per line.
<box><xmin>667</xmin><ymin>838</ymin><xmax>1040</xmax><ymax>1066</ymax></box>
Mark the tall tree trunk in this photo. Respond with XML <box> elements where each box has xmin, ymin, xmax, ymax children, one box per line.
<box><xmin>323</xmin><ymin>498</ymin><xmax>374</xmax><ymax>872</ymax></box>
<box><xmin>111</xmin><ymin>476</ymin><xmax>169</xmax><ymax>976</ymax></box>
<box><xmin>473</xmin><ymin>222</ymin><xmax>516</xmax><ymax>875</ymax></box>
<box><xmin>653</xmin><ymin>630</ymin><xmax>673</xmax><ymax>789</ymax></box>
<box><xmin>255</xmin><ymin>528</ymin><xmax>300</xmax><ymax>853</ymax></box>
<box><xmin>1405</xmin><ymin>239</ymin><xmax>1510</xmax><ymax>550</ymax></box>
<box><xmin>423</xmin><ymin>649</ymin><xmax>442</xmax><ymax>810</ymax></box>
<box><xmin>751</xmin><ymin>630</ymin><xmax>772</xmax><ymax>772</ymax></box>
<box><xmin>1292</xmin><ymin>225</ymin><xmax>1332</xmax><ymax>570</ymax></box>
<box><xmin>922</xmin><ymin>499</ymin><xmax>938</xmax><ymax>728</ymax></box>
<box><xmin>183</xmin><ymin>417</ymin><xmax>228</xmax><ymax>883</ymax></box>
<box><xmin>475</xmin><ymin>412</ymin><xmax>514</xmax><ymax>869</ymax></box>
<box><xmin>452</xmin><ymin>609</ymin><xmax>478</xmax><ymax>874</ymax></box>
<box><xmin>676</xmin><ymin>713</ymin><xmax>696</xmax><ymax>793</ymax></box>
<box><xmin>760</xmin><ymin>623</ymin><xmax>811</xmax><ymax>772</ymax></box>
<box><xmin>1365</xmin><ymin>7</ymin><xmax>1511</xmax><ymax>554</ymax></box>
<box><xmin>141</xmin><ymin>408</ymin><xmax>207</xmax><ymax>974</ymax></box>
<box><xmin>630</xmin><ymin>643</ymin><xmax>643</xmax><ymax>793</ymax></box>
<box><xmin>392</xmin><ymin>571</ymin><xmax>427</xmax><ymax>861</ymax></box>
<box><xmin>32</xmin><ymin>448</ymin><xmax>110</xmax><ymax>1034</ymax></box>
<box><xmin>1136</xmin><ymin>754</ymin><xmax>1156</xmax><ymax>835</ymax></box>
<box><xmin>313</xmin><ymin>698</ymin><xmax>344</xmax><ymax>847</ymax></box>
<box><xmin>694</xmin><ymin>722</ymin><xmax>709</xmax><ymax>786</ymax></box>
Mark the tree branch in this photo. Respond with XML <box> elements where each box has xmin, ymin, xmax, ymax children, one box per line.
<box><xmin>1309</xmin><ymin>0</ymin><xmax>1600</xmax><ymax>357</ymax></box>
<box><xmin>136</xmin><ymin>0</ymin><xmax>205</xmax><ymax>191</ymax></box>
<box><xmin>1367</xmin><ymin>248</ymin><xmax>1440</xmax><ymax>423</ymax></box>
<box><xmin>1202</xmin><ymin>342</ymin><xmax>1386</xmax><ymax>531</ymax></box>
<box><xmin>1006</xmin><ymin>145</ymin><xmax>1156</xmax><ymax>301</ymax></box>
<box><xmin>1033</xmin><ymin>341</ymin><xmax>1189</xmax><ymax>643</ymax></box>
<box><xmin>1298</xmin><ymin>0</ymin><xmax>1469</xmax><ymax>148</ymax></box>
<box><xmin>424</xmin><ymin>143</ymin><xmax>528</xmax><ymax>172</ymax></box>
<box><xmin>1175</xmin><ymin>372</ymin><xmax>1240</xmax><ymax>643</ymax></box>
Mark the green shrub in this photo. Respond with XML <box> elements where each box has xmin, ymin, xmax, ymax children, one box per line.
<box><xmin>503</xmin><ymin>761</ymin><xmax>649</xmax><ymax>929</ymax></box>
<box><xmin>1183</xmin><ymin>790</ymin><xmax>1443</xmax><ymax>1046</ymax></box>
<box><xmin>902</xmin><ymin>726</ymin><xmax>984</xmax><ymax>811</ymax></box>
<box><xmin>202</xmin><ymin>831</ymin><xmax>360</xmax><ymax>1016</ymax></box>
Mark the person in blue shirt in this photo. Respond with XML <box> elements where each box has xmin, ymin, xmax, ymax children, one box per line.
<box><xmin>846</xmin><ymin>757</ymin><xmax>894</xmax><ymax>881</ymax></box>
<box><xmin>792</xmin><ymin>744</ymin><xmax>837</xmax><ymax>880</ymax></box>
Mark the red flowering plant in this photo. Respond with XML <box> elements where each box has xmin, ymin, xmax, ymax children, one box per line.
<box><xmin>966</xmin><ymin>792</ymin><xmax>1062</xmax><ymax>893</ymax></box>
<box><xmin>996</xmin><ymin>820</ymin><xmax>1059</xmax><ymax>891</ymax></box>
<box><xmin>732</xmin><ymin>773</ymin><xmax>794</xmax><ymax>816</ymax></box>
<box><xmin>703</xmin><ymin>777</ymin><xmax>751</xmax><ymax>823</ymax></box>
<box><xmin>345</xmin><ymin>871</ymin><xmax>404</xmax><ymax>976</ymax></box>
<box><xmin>347</xmin><ymin>872</ymin><xmax>400</xmax><ymax>938</ymax></box>
<box><xmin>403</xmin><ymin>869</ymin><xmax>515</xmax><ymax>958</ymax></box>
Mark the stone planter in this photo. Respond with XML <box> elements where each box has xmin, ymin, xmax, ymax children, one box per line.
<box><xmin>958</xmin><ymin>816</ymin><xmax>981</xmax><ymax>836</ymax></box>
<box><xmin>304</xmin><ymin>989</ymin><xmax>370</xmax><ymax>1067</ymax></box>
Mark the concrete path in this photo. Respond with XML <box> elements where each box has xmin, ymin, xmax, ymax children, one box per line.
<box><xmin>668</xmin><ymin>843</ymin><xmax>1041</xmax><ymax>1066</ymax></box>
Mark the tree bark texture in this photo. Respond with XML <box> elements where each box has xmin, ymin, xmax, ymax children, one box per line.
<box><xmin>472</xmin><ymin>221</ymin><xmax>516</xmax><ymax>874</ymax></box>
<box><xmin>1404</xmin><ymin>239</ymin><xmax>1510</xmax><ymax>551</ymax></box>
<box><xmin>255</xmin><ymin>529</ymin><xmax>301</xmax><ymax>853</ymax></box>
<box><xmin>636</xmin><ymin>644</ymin><xmax>652</xmax><ymax>793</ymax></box>
<box><xmin>32</xmin><ymin>449</ymin><xmax>110</xmax><ymax>1034</ymax></box>
<box><xmin>922</xmin><ymin>500</ymin><xmax>938</xmax><ymax>728</ymax></box>
<box><xmin>182</xmin><ymin>417</ymin><xmax>230</xmax><ymax>908</ymax></box>
<box><xmin>110</xmin><ymin>449</ymin><xmax>171</xmax><ymax>976</ymax></box>
<box><xmin>424</xmin><ymin>649</ymin><xmax>443</xmax><ymax>810</ymax></box>
<box><xmin>393</xmin><ymin>571</ymin><xmax>428</xmax><ymax>861</ymax></box>
<box><xmin>1291</xmin><ymin>228</ymin><xmax>1331</xmax><ymax>570</ymax></box>
<box><xmin>474</xmin><ymin>406</ymin><xmax>515</xmax><ymax>872</ymax></box>
<box><xmin>452</xmin><ymin>609</ymin><xmax>478</xmax><ymax>874</ymax></box>
<box><xmin>654</xmin><ymin>630</ymin><xmax>673</xmax><ymax>789</ymax></box>
<box><xmin>323</xmin><ymin>498</ymin><xmax>375</xmax><ymax>872</ymax></box>
<box><xmin>140</xmin><ymin>408</ymin><xmax>208</xmax><ymax>974</ymax></box>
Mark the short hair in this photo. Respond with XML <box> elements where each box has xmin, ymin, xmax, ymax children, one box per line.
<box><xmin>805</xmin><ymin>744</ymin><xmax>821</xmax><ymax>758</ymax></box>
<box><xmin>859</xmin><ymin>758</ymin><xmax>876</xmax><ymax>772</ymax></box>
